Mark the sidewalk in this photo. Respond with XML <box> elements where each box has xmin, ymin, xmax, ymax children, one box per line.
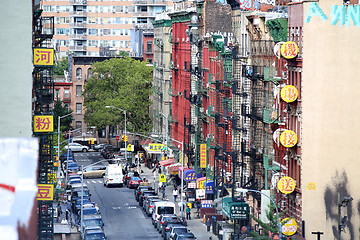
<box><xmin>141</xmin><ymin>164</ymin><xmax>216</xmax><ymax>240</ymax></box>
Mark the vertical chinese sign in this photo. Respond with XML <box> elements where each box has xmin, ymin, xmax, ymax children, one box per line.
<box><xmin>200</xmin><ymin>144</ymin><xmax>207</xmax><ymax>168</ymax></box>
<box><xmin>281</xmin><ymin>85</ymin><xmax>298</xmax><ymax>103</ymax></box>
<box><xmin>33</xmin><ymin>115</ymin><xmax>54</xmax><ymax>133</ymax></box>
<box><xmin>280</xmin><ymin>41</ymin><xmax>299</xmax><ymax>59</ymax></box>
<box><xmin>279</xmin><ymin>130</ymin><xmax>297</xmax><ymax>148</ymax></box>
<box><xmin>36</xmin><ymin>184</ymin><xmax>54</xmax><ymax>201</ymax></box>
<box><xmin>277</xmin><ymin>176</ymin><xmax>296</xmax><ymax>194</ymax></box>
<box><xmin>33</xmin><ymin>48</ymin><xmax>54</xmax><ymax>66</ymax></box>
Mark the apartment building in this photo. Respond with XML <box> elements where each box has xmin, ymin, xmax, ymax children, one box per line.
<box><xmin>40</xmin><ymin>0</ymin><xmax>173</xmax><ymax>59</ymax></box>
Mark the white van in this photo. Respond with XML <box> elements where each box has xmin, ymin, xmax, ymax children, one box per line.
<box><xmin>151</xmin><ymin>201</ymin><xmax>176</xmax><ymax>225</ymax></box>
<box><xmin>103</xmin><ymin>164</ymin><xmax>124</xmax><ymax>187</ymax></box>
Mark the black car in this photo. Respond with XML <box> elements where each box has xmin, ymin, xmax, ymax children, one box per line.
<box><xmin>135</xmin><ymin>186</ymin><xmax>153</xmax><ymax>201</ymax></box>
<box><xmin>93</xmin><ymin>143</ymin><xmax>111</xmax><ymax>152</ymax></box>
<box><xmin>100</xmin><ymin>145</ymin><xmax>120</xmax><ymax>159</ymax></box>
<box><xmin>139</xmin><ymin>190</ymin><xmax>157</xmax><ymax>207</ymax></box>
<box><xmin>162</xmin><ymin>222</ymin><xmax>186</xmax><ymax>239</ymax></box>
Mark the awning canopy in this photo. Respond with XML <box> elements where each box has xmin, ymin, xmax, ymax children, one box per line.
<box><xmin>140</xmin><ymin>139</ymin><xmax>152</xmax><ymax>145</ymax></box>
<box><xmin>167</xmin><ymin>162</ymin><xmax>182</xmax><ymax>173</ymax></box>
<box><xmin>159</xmin><ymin>158</ymin><xmax>175</xmax><ymax>166</ymax></box>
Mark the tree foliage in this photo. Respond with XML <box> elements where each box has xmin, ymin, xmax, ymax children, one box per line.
<box><xmin>53</xmin><ymin>57</ymin><xmax>68</xmax><ymax>76</ymax></box>
<box><xmin>53</xmin><ymin>100</ymin><xmax>73</xmax><ymax>131</ymax></box>
<box><xmin>83</xmin><ymin>57</ymin><xmax>153</xmax><ymax>133</ymax></box>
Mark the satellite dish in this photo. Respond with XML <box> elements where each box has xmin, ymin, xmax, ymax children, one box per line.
<box><xmin>253</xmin><ymin>1</ymin><xmax>260</xmax><ymax>10</ymax></box>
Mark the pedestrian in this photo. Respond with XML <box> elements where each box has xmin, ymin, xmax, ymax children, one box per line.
<box><xmin>162</xmin><ymin>184</ymin><xmax>166</xmax><ymax>199</ymax></box>
<box><xmin>95</xmin><ymin>204</ymin><xmax>100</xmax><ymax>213</ymax></box>
<box><xmin>173</xmin><ymin>188</ymin><xmax>178</xmax><ymax>202</ymax></box>
<box><xmin>61</xmin><ymin>217</ymin><xmax>68</xmax><ymax>224</ymax></box>
<box><xmin>158</xmin><ymin>166</ymin><xmax>162</xmax><ymax>174</ymax></box>
<box><xmin>56</xmin><ymin>203</ymin><xmax>62</xmax><ymax>222</ymax></box>
<box><xmin>186</xmin><ymin>206</ymin><xmax>191</xmax><ymax>220</ymax></box>
<box><xmin>206</xmin><ymin>217</ymin><xmax>211</xmax><ymax>232</ymax></box>
<box><xmin>65</xmin><ymin>209</ymin><xmax>69</xmax><ymax>221</ymax></box>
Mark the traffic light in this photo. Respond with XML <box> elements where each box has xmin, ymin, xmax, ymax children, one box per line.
<box><xmin>121</xmin><ymin>135</ymin><xmax>125</xmax><ymax>141</ymax></box>
<box><xmin>124</xmin><ymin>135</ymin><xmax>128</xmax><ymax>142</ymax></box>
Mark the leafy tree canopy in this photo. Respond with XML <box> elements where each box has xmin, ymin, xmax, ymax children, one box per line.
<box><xmin>53</xmin><ymin>100</ymin><xmax>73</xmax><ymax>132</ymax></box>
<box><xmin>83</xmin><ymin>57</ymin><xmax>153</xmax><ymax>133</ymax></box>
<box><xmin>54</xmin><ymin>57</ymin><xmax>68</xmax><ymax>76</ymax></box>
<box><xmin>117</xmin><ymin>51</ymin><xmax>129</xmax><ymax>57</ymax></box>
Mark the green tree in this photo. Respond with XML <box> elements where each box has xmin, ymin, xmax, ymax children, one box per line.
<box><xmin>53</xmin><ymin>57</ymin><xmax>68</xmax><ymax>76</ymax></box>
<box><xmin>83</xmin><ymin>57</ymin><xmax>153</xmax><ymax>133</ymax></box>
<box><xmin>117</xmin><ymin>51</ymin><xmax>129</xmax><ymax>57</ymax></box>
<box><xmin>53</xmin><ymin>100</ymin><xmax>73</xmax><ymax>132</ymax></box>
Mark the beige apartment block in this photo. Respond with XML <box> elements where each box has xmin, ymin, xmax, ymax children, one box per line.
<box><xmin>40</xmin><ymin>0</ymin><xmax>173</xmax><ymax>59</ymax></box>
<box><xmin>302</xmin><ymin>0</ymin><xmax>360</xmax><ymax>239</ymax></box>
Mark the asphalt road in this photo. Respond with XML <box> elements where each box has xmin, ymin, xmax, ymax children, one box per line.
<box><xmin>74</xmin><ymin>152</ymin><xmax>162</xmax><ymax>240</ymax></box>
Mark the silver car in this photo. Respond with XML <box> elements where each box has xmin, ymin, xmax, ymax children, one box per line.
<box><xmin>65</xmin><ymin>143</ymin><xmax>89</xmax><ymax>152</ymax></box>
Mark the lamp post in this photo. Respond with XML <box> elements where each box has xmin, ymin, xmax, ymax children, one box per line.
<box><xmin>57</xmin><ymin>113</ymin><xmax>72</xmax><ymax>180</ymax></box>
<box><xmin>105</xmin><ymin>106</ymin><xmax>127</xmax><ymax>163</ymax></box>
<box><xmin>236</xmin><ymin>188</ymin><xmax>283</xmax><ymax>239</ymax></box>
<box><xmin>65</xmin><ymin>127</ymin><xmax>82</xmax><ymax>189</ymax></box>
<box><xmin>159</xmin><ymin>112</ymin><xmax>169</xmax><ymax>163</ymax></box>
<box><xmin>171</xmin><ymin>138</ymin><xmax>184</xmax><ymax>218</ymax></box>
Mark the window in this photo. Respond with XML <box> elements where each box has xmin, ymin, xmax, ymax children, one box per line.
<box><xmin>88</xmin><ymin>40</ymin><xmax>98</xmax><ymax>47</ymax></box>
<box><xmin>76</xmin><ymin>103</ymin><xmax>82</xmax><ymax>114</ymax></box>
<box><xmin>76</xmin><ymin>67</ymin><xmax>82</xmax><ymax>79</ymax></box>
<box><xmin>76</xmin><ymin>85</ymin><xmax>82</xmax><ymax>96</ymax></box>
<box><xmin>75</xmin><ymin>121</ymin><xmax>82</xmax><ymax>132</ymax></box>
<box><xmin>88</xmin><ymin>29</ymin><xmax>98</xmax><ymax>35</ymax></box>
<box><xmin>103</xmin><ymin>29</ymin><xmax>111</xmax><ymax>35</ymax></box>
<box><xmin>87</xmin><ymin>68</ymin><xmax>92</xmax><ymax>78</ymax></box>
<box><xmin>55</xmin><ymin>89</ymin><xmax>60</xmax><ymax>99</ymax></box>
<box><xmin>147</xmin><ymin>41</ymin><xmax>152</xmax><ymax>53</ymax></box>
<box><xmin>64</xmin><ymin>89</ymin><xmax>70</xmax><ymax>98</ymax></box>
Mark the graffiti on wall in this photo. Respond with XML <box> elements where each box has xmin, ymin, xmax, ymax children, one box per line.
<box><xmin>324</xmin><ymin>170</ymin><xmax>355</xmax><ymax>239</ymax></box>
<box><xmin>305</xmin><ymin>2</ymin><xmax>360</xmax><ymax>27</ymax></box>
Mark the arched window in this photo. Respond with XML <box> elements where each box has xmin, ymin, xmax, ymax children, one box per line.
<box><xmin>76</xmin><ymin>67</ymin><xmax>82</xmax><ymax>79</ymax></box>
<box><xmin>87</xmin><ymin>68</ymin><xmax>92</xmax><ymax>79</ymax></box>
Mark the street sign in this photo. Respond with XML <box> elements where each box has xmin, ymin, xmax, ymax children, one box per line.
<box><xmin>278</xmin><ymin>176</ymin><xmax>296</xmax><ymax>194</ymax></box>
<box><xmin>222</xmin><ymin>197</ymin><xmax>249</xmax><ymax>220</ymax></box>
<box><xmin>116</xmin><ymin>136</ymin><xmax>120</xmax><ymax>141</ymax></box>
<box><xmin>159</xmin><ymin>174</ymin><xmax>166</xmax><ymax>183</ymax></box>
<box><xmin>281</xmin><ymin>218</ymin><xmax>298</xmax><ymax>236</ymax></box>
<box><xmin>201</xmin><ymin>200</ymin><xmax>213</xmax><ymax>208</ymax></box>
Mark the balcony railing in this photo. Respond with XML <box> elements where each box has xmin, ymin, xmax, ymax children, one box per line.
<box><xmin>69</xmin><ymin>45</ymin><xmax>87</xmax><ymax>51</ymax></box>
<box><xmin>72</xmin><ymin>22</ymin><xmax>87</xmax><ymax>28</ymax></box>
<box><xmin>71</xmin><ymin>0</ymin><xmax>87</xmax><ymax>5</ymax></box>
<box><xmin>71</xmin><ymin>34</ymin><xmax>87</xmax><ymax>40</ymax></box>
<box><xmin>134</xmin><ymin>0</ymin><xmax>166</xmax><ymax>5</ymax></box>
<box><xmin>70</xmin><ymin>11</ymin><xmax>87</xmax><ymax>17</ymax></box>
<box><xmin>132</xmin><ymin>12</ymin><xmax>157</xmax><ymax>18</ymax></box>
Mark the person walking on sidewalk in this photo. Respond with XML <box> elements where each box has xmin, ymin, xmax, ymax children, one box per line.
<box><xmin>56</xmin><ymin>203</ymin><xmax>62</xmax><ymax>223</ymax></box>
<box><xmin>186</xmin><ymin>206</ymin><xmax>191</xmax><ymax>220</ymax></box>
<box><xmin>173</xmin><ymin>188</ymin><xmax>178</xmax><ymax>202</ymax></box>
<box><xmin>206</xmin><ymin>217</ymin><xmax>211</xmax><ymax>232</ymax></box>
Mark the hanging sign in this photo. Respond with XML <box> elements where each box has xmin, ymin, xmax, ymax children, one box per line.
<box><xmin>280</xmin><ymin>41</ymin><xmax>298</xmax><ymax>59</ymax></box>
<box><xmin>33</xmin><ymin>48</ymin><xmax>54</xmax><ymax>66</ymax></box>
<box><xmin>201</xmin><ymin>200</ymin><xmax>213</xmax><ymax>208</ymax></box>
<box><xmin>36</xmin><ymin>184</ymin><xmax>54</xmax><ymax>201</ymax></box>
<box><xmin>281</xmin><ymin>85</ymin><xmax>298</xmax><ymax>103</ymax></box>
<box><xmin>184</xmin><ymin>170</ymin><xmax>196</xmax><ymax>181</ymax></box>
<box><xmin>281</xmin><ymin>218</ymin><xmax>298</xmax><ymax>236</ymax></box>
<box><xmin>279</xmin><ymin>130</ymin><xmax>297</xmax><ymax>148</ymax></box>
<box><xmin>200</xmin><ymin>144</ymin><xmax>207</xmax><ymax>168</ymax></box>
<box><xmin>33</xmin><ymin>115</ymin><xmax>54</xmax><ymax>132</ymax></box>
<box><xmin>159</xmin><ymin>174</ymin><xmax>167</xmax><ymax>183</ymax></box>
<box><xmin>278</xmin><ymin>176</ymin><xmax>296</xmax><ymax>194</ymax></box>
<box><xmin>205</xmin><ymin>181</ymin><xmax>215</xmax><ymax>194</ymax></box>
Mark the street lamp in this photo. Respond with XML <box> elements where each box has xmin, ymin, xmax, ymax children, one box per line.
<box><xmin>57</xmin><ymin>113</ymin><xmax>72</xmax><ymax>180</ymax></box>
<box><xmin>105</xmin><ymin>106</ymin><xmax>127</xmax><ymax>163</ymax></box>
<box><xmin>171</xmin><ymin>138</ymin><xmax>184</xmax><ymax>218</ymax></box>
<box><xmin>65</xmin><ymin>127</ymin><xmax>82</xmax><ymax>189</ymax></box>
<box><xmin>236</xmin><ymin>188</ymin><xmax>283</xmax><ymax>239</ymax></box>
<box><xmin>159</xmin><ymin>112</ymin><xmax>169</xmax><ymax>147</ymax></box>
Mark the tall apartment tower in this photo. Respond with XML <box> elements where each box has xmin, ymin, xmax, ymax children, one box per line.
<box><xmin>40</xmin><ymin>0</ymin><xmax>173</xmax><ymax>59</ymax></box>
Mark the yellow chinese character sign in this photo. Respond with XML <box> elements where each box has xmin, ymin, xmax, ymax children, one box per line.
<box><xmin>280</xmin><ymin>41</ymin><xmax>298</xmax><ymax>59</ymax></box>
<box><xmin>33</xmin><ymin>48</ymin><xmax>54</xmax><ymax>66</ymax></box>
<box><xmin>200</xmin><ymin>144</ymin><xmax>207</xmax><ymax>168</ymax></box>
<box><xmin>277</xmin><ymin>176</ymin><xmax>296</xmax><ymax>194</ymax></box>
<box><xmin>148</xmin><ymin>143</ymin><xmax>164</xmax><ymax>153</ymax></box>
<box><xmin>33</xmin><ymin>115</ymin><xmax>54</xmax><ymax>132</ymax></box>
<box><xmin>37</xmin><ymin>184</ymin><xmax>54</xmax><ymax>201</ymax></box>
<box><xmin>281</xmin><ymin>85</ymin><xmax>298</xmax><ymax>103</ymax></box>
<box><xmin>281</xmin><ymin>218</ymin><xmax>298</xmax><ymax>236</ymax></box>
<box><xmin>279</xmin><ymin>130</ymin><xmax>297</xmax><ymax>148</ymax></box>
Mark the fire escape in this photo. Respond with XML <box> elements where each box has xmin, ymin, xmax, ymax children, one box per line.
<box><xmin>33</xmin><ymin>9</ymin><xmax>55</xmax><ymax>240</ymax></box>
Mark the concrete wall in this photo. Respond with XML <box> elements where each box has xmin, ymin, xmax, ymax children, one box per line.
<box><xmin>302</xmin><ymin>0</ymin><xmax>360</xmax><ymax>239</ymax></box>
<box><xmin>0</xmin><ymin>1</ymin><xmax>33</xmax><ymax>137</ymax></box>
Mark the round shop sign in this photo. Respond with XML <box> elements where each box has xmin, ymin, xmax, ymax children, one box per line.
<box><xmin>277</xmin><ymin>176</ymin><xmax>296</xmax><ymax>194</ymax></box>
<box><xmin>281</xmin><ymin>218</ymin><xmax>298</xmax><ymax>236</ymax></box>
<box><xmin>280</xmin><ymin>41</ymin><xmax>299</xmax><ymax>59</ymax></box>
<box><xmin>279</xmin><ymin>130</ymin><xmax>297</xmax><ymax>148</ymax></box>
<box><xmin>281</xmin><ymin>85</ymin><xmax>298</xmax><ymax>103</ymax></box>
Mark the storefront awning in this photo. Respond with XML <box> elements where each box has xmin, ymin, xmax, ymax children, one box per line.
<box><xmin>167</xmin><ymin>162</ymin><xmax>182</xmax><ymax>173</ymax></box>
<box><xmin>140</xmin><ymin>139</ymin><xmax>152</xmax><ymax>145</ymax></box>
<box><xmin>159</xmin><ymin>158</ymin><xmax>175</xmax><ymax>166</ymax></box>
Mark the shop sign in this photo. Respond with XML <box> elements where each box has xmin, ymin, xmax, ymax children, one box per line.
<box><xmin>280</xmin><ymin>41</ymin><xmax>298</xmax><ymax>59</ymax></box>
<box><xmin>279</xmin><ymin>130</ymin><xmax>297</xmax><ymax>148</ymax></box>
<box><xmin>196</xmin><ymin>189</ymin><xmax>206</xmax><ymax>199</ymax></box>
<box><xmin>222</xmin><ymin>197</ymin><xmax>249</xmax><ymax>220</ymax></box>
<box><xmin>200</xmin><ymin>144</ymin><xmax>207</xmax><ymax>168</ymax></box>
<box><xmin>159</xmin><ymin>174</ymin><xmax>167</xmax><ymax>183</ymax></box>
<box><xmin>36</xmin><ymin>184</ymin><xmax>54</xmax><ymax>201</ymax></box>
<box><xmin>278</xmin><ymin>176</ymin><xmax>296</xmax><ymax>194</ymax></box>
<box><xmin>281</xmin><ymin>218</ymin><xmax>298</xmax><ymax>236</ymax></box>
<box><xmin>149</xmin><ymin>144</ymin><xmax>164</xmax><ymax>153</ymax></box>
<box><xmin>33</xmin><ymin>48</ymin><xmax>54</xmax><ymax>66</ymax></box>
<box><xmin>201</xmin><ymin>200</ymin><xmax>213</xmax><ymax>208</ymax></box>
<box><xmin>281</xmin><ymin>85</ymin><xmax>298</xmax><ymax>103</ymax></box>
<box><xmin>198</xmin><ymin>180</ymin><xmax>205</xmax><ymax>189</ymax></box>
<box><xmin>184</xmin><ymin>170</ymin><xmax>196</xmax><ymax>181</ymax></box>
<box><xmin>33</xmin><ymin>115</ymin><xmax>54</xmax><ymax>133</ymax></box>
<box><xmin>205</xmin><ymin>181</ymin><xmax>214</xmax><ymax>194</ymax></box>
<box><xmin>188</xmin><ymin>182</ymin><xmax>196</xmax><ymax>188</ymax></box>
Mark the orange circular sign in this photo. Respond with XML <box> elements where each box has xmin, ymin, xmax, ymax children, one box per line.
<box><xmin>280</xmin><ymin>41</ymin><xmax>299</xmax><ymax>59</ymax></box>
<box><xmin>278</xmin><ymin>176</ymin><xmax>296</xmax><ymax>194</ymax></box>
<box><xmin>281</xmin><ymin>85</ymin><xmax>298</xmax><ymax>103</ymax></box>
<box><xmin>280</xmin><ymin>130</ymin><xmax>297</xmax><ymax>148</ymax></box>
<box><xmin>281</xmin><ymin>218</ymin><xmax>298</xmax><ymax>236</ymax></box>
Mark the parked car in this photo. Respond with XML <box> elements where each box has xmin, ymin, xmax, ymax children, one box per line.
<box><xmin>166</xmin><ymin>225</ymin><xmax>189</xmax><ymax>240</ymax></box>
<box><xmin>65</xmin><ymin>162</ymin><xmax>79</xmax><ymax>173</ymax></box>
<box><xmin>135</xmin><ymin>186</ymin><xmax>153</xmax><ymax>201</ymax></box>
<box><xmin>84</xmin><ymin>229</ymin><xmax>106</xmax><ymax>240</ymax></box>
<box><xmin>60</xmin><ymin>151</ymin><xmax>73</xmax><ymax>161</ymax></box>
<box><xmin>100</xmin><ymin>145</ymin><xmax>120</xmax><ymax>159</ymax></box>
<box><xmin>73</xmin><ymin>199</ymin><xmax>95</xmax><ymax>213</ymax></box>
<box><xmin>152</xmin><ymin>201</ymin><xmax>176</xmax><ymax>226</ymax></box>
<box><xmin>124</xmin><ymin>171</ymin><xmax>140</xmax><ymax>186</ymax></box>
<box><xmin>139</xmin><ymin>190</ymin><xmax>157</xmax><ymax>207</ymax></box>
<box><xmin>80</xmin><ymin>207</ymin><xmax>99</xmax><ymax>216</ymax></box>
<box><xmin>145</xmin><ymin>198</ymin><xmax>161</xmax><ymax>217</ymax></box>
<box><xmin>174</xmin><ymin>233</ymin><xmax>196</xmax><ymax>240</ymax></box>
<box><xmin>71</xmin><ymin>189</ymin><xmax>91</xmax><ymax>205</ymax></box>
<box><xmin>79</xmin><ymin>214</ymin><xmax>104</xmax><ymax>235</ymax></box>
<box><xmin>142</xmin><ymin>195</ymin><xmax>159</xmax><ymax>211</ymax></box>
<box><xmin>156</xmin><ymin>214</ymin><xmax>177</xmax><ymax>232</ymax></box>
<box><xmin>162</xmin><ymin>222</ymin><xmax>187</xmax><ymax>239</ymax></box>
<box><xmin>65</xmin><ymin>143</ymin><xmax>89</xmax><ymax>152</ymax></box>
<box><xmin>93</xmin><ymin>143</ymin><xmax>111</xmax><ymax>152</ymax></box>
<box><xmin>126</xmin><ymin>176</ymin><xmax>143</xmax><ymax>189</ymax></box>
<box><xmin>79</xmin><ymin>166</ymin><xmax>106</xmax><ymax>178</ymax></box>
